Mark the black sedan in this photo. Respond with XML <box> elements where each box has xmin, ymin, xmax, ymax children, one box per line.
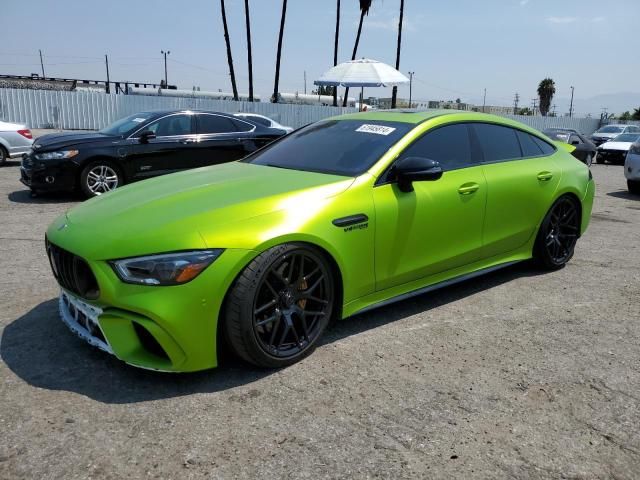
<box><xmin>542</xmin><ymin>128</ymin><xmax>597</xmax><ymax>166</ymax></box>
<box><xmin>20</xmin><ymin>110</ymin><xmax>286</xmax><ymax>197</ymax></box>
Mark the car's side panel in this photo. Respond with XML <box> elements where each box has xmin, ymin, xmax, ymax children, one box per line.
<box><xmin>372</xmin><ymin>166</ymin><xmax>487</xmax><ymax>291</ymax></box>
<box><xmin>481</xmin><ymin>155</ymin><xmax>562</xmax><ymax>258</ymax></box>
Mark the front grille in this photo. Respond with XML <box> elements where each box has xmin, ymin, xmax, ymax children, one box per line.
<box><xmin>46</xmin><ymin>240</ymin><xmax>100</xmax><ymax>300</ymax></box>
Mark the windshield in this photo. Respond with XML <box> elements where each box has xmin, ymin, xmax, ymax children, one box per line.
<box><xmin>547</xmin><ymin>132</ymin><xmax>570</xmax><ymax>142</ymax></box>
<box><xmin>244</xmin><ymin>119</ymin><xmax>413</xmax><ymax>176</ymax></box>
<box><xmin>99</xmin><ymin>113</ymin><xmax>155</xmax><ymax>136</ymax></box>
<box><xmin>612</xmin><ymin>133</ymin><xmax>640</xmax><ymax>142</ymax></box>
<box><xmin>597</xmin><ymin>126</ymin><xmax>624</xmax><ymax>134</ymax></box>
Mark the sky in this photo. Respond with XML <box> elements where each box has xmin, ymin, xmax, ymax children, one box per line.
<box><xmin>1</xmin><ymin>0</ymin><xmax>639</xmax><ymax>116</ymax></box>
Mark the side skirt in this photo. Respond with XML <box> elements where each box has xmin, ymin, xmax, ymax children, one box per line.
<box><xmin>348</xmin><ymin>260</ymin><xmax>523</xmax><ymax>317</ymax></box>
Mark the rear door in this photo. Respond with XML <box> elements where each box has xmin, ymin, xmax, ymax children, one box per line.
<box><xmin>474</xmin><ymin>123</ymin><xmax>561</xmax><ymax>257</ymax></box>
<box><xmin>128</xmin><ymin>113</ymin><xmax>197</xmax><ymax>178</ymax></box>
<box><xmin>194</xmin><ymin>114</ymin><xmax>248</xmax><ymax>167</ymax></box>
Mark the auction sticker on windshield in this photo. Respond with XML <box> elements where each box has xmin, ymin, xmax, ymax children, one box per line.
<box><xmin>356</xmin><ymin>124</ymin><xmax>396</xmax><ymax>136</ymax></box>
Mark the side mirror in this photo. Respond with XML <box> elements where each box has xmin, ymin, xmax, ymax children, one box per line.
<box><xmin>138</xmin><ymin>130</ymin><xmax>156</xmax><ymax>144</ymax></box>
<box><xmin>395</xmin><ymin>156</ymin><xmax>443</xmax><ymax>192</ymax></box>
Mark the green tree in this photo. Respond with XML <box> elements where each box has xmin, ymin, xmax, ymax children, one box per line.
<box><xmin>632</xmin><ymin>108</ymin><xmax>640</xmax><ymax>121</ymax></box>
<box><xmin>537</xmin><ymin>78</ymin><xmax>556</xmax><ymax>116</ymax></box>
<box><xmin>272</xmin><ymin>0</ymin><xmax>288</xmax><ymax>103</ymax></box>
<box><xmin>619</xmin><ymin>111</ymin><xmax>632</xmax><ymax>121</ymax></box>
<box><xmin>313</xmin><ymin>86</ymin><xmax>333</xmax><ymax>96</ymax></box>
<box><xmin>343</xmin><ymin>0</ymin><xmax>373</xmax><ymax>107</ymax></box>
<box><xmin>390</xmin><ymin>0</ymin><xmax>405</xmax><ymax>109</ymax></box>
<box><xmin>518</xmin><ymin>107</ymin><xmax>532</xmax><ymax>116</ymax></box>
<box><xmin>220</xmin><ymin>0</ymin><xmax>238</xmax><ymax>101</ymax></box>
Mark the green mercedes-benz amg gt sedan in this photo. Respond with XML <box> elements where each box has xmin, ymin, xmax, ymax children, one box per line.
<box><xmin>45</xmin><ymin>110</ymin><xmax>595</xmax><ymax>372</ymax></box>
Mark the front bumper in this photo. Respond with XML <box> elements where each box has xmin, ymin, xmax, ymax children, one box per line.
<box><xmin>20</xmin><ymin>153</ymin><xmax>79</xmax><ymax>192</ymax></box>
<box><xmin>597</xmin><ymin>149</ymin><xmax>627</xmax><ymax>164</ymax></box>
<box><xmin>47</xmin><ymin>236</ymin><xmax>256</xmax><ymax>372</ymax></box>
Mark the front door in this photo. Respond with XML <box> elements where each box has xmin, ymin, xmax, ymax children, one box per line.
<box><xmin>373</xmin><ymin>123</ymin><xmax>487</xmax><ymax>291</ymax></box>
<box><xmin>128</xmin><ymin>113</ymin><xmax>197</xmax><ymax>178</ymax></box>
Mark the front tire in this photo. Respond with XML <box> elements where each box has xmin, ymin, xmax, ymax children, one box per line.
<box><xmin>223</xmin><ymin>243</ymin><xmax>335</xmax><ymax>368</ymax></box>
<box><xmin>533</xmin><ymin>196</ymin><xmax>581</xmax><ymax>270</ymax></box>
<box><xmin>595</xmin><ymin>153</ymin><xmax>605</xmax><ymax>164</ymax></box>
<box><xmin>628</xmin><ymin>180</ymin><xmax>640</xmax><ymax>195</ymax></box>
<box><xmin>0</xmin><ymin>146</ymin><xmax>7</xmax><ymax>165</ymax></box>
<box><xmin>79</xmin><ymin>160</ymin><xmax>122</xmax><ymax>198</ymax></box>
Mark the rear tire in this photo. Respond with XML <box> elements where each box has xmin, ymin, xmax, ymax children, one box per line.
<box><xmin>79</xmin><ymin>160</ymin><xmax>122</xmax><ymax>198</ymax></box>
<box><xmin>533</xmin><ymin>195</ymin><xmax>581</xmax><ymax>270</ymax></box>
<box><xmin>0</xmin><ymin>146</ymin><xmax>7</xmax><ymax>165</ymax></box>
<box><xmin>223</xmin><ymin>243</ymin><xmax>335</xmax><ymax>368</ymax></box>
<box><xmin>628</xmin><ymin>180</ymin><xmax>640</xmax><ymax>195</ymax></box>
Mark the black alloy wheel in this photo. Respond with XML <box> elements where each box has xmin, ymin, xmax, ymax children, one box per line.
<box><xmin>534</xmin><ymin>196</ymin><xmax>580</xmax><ymax>270</ymax></box>
<box><xmin>224</xmin><ymin>244</ymin><xmax>335</xmax><ymax>368</ymax></box>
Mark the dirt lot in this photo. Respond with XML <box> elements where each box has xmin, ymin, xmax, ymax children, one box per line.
<box><xmin>0</xmin><ymin>157</ymin><xmax>639</xmax><ymax>479</ymax></box>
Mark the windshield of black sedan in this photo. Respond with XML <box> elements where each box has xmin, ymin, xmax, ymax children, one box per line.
<box><xmin>244</xmin><ymin>120</ymin><xmax>413</xmax><ymax>176</ymax></box>
<box><xmin>99</xmin><ymin>113</ymin><xmax>154</xmax><ymax>136</ymax></box>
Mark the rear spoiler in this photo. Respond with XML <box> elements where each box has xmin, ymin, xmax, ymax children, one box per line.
<box><xmin>553</xmin><ymin>141</ymin><xmax>576</xmax><ymax>154</ymax></box>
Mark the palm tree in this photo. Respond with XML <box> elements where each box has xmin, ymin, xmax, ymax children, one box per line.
<box><xmin>537</xmin><ymin>78</ymin><xmax>556</xmax><ymax>117</ymax></box>
<box><xmin>244</xmin><ymin>0</ymin><xmax>253</xmax><ymax>101</ymax></box>
<box><xmin>272</xmin><ymin>0</ymin><xmax>288</xmax><ymax>103</ymax></box>
<box><xmin>332</xmin><ymin>0</ymin><xmax>341</xmax><ymax>107</ymax></box>
<box><xmin>342</xmin><ymin>0</ymin><xmax>373</xmax><ymax>107</ymax></box>
<box><xmin>220</xmin><ymin>0</ymin><xmax>239</xmax><ymax>101</ymax></box>
<box><xmin>632</xmin><ymin>107</ymin><xmax>640</xmax><ymax>121</ymax></box>
<box><xmin>390</xmin><ymin>0</ymin><xmax>405</xmax><ymax>109</ymax></box>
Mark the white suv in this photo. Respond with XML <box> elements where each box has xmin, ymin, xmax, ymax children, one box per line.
<box><xmin>625</xmin><ymin>142</ymin><xmax>640</xmax><ymax>194</ymax></box>
<box><xmin>591</xmin><ymin>124</ymin><xmax>640</xmax><ymax>146</ymax></box>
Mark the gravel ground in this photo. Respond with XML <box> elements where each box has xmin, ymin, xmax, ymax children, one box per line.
<box><xmin>0</xmin><ymin>158</ymin><xmax>639</xmax><ymax>479</ymax></box>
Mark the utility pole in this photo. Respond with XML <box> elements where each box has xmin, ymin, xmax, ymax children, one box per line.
<box><xmin>569</xmin><ymin>86</ymin><xmax>575</xmax><ymax>118</ymax></box>
<box><xmin>552</xmin><ymin>104</ymin><xmax>557</xmax><ymax>116</ymax></box>
<box><xmin>304</xmin><ymin>70</ymin><xmax>307</xmax><ymax>95</ymax></box>
<box><xmin>408</xmin><ymin>71</ymin><xmax>414</xmax><ymax>108</ymax></box>
<box><xmin>531</xmin><ymin>98</ymin><xmax>538</xmax><ymax>116</ymax></box>
<box><xmin>513</xmin><ymin>92</ymin><xmax>520</xmax><ymax>115</ymax></box>
<box><xmin>482</xmin><ymin>88</ymin><xmax>487</xmax><ymax>113</ymax></box>
<box><xmin>160</xmin><ymin>50</ymin><xmax>170</xmax><ymax>87</ymax></box>
<box><xmin>39</xmin><ymin>49</ymin><xmax>45</xmax><ymax>78</ymax></box>
<box><xmin>105</xmin><ymin>54</ymin><xmax>110</xmax><ymax>94</ymax></box>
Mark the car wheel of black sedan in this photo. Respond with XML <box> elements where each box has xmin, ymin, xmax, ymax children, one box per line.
<box><xmin>628</xmin><ymin>180</ymin><xmax>640</xmax><ymax>195</ymax></box>
<box><xmin>80</xmin><ymin>160</ymin><xmax>123</xmax><ymax>197</ymax></box>
<box><xmin>534</xmin><ymin>195</ymin><xmax>580</xmax><ymax>270</ymax></box>
<box><xmin>595</xmin><ymin>154</ymin><xmax>604</xmax><ymax>164</ymax></box>
<box><xmin>223</xmin><ymin>243</ymin><xmax>335</xmax><ymax>368</ymax></box>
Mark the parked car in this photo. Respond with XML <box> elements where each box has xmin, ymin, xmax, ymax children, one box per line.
<box><xmin>45</xmin><ymin>111</ymin><xmax>594</xmax><ymax>372</ymax></box>
<box><xmin>596</xmin><ymin>133</ymin><xmax>640</xmax><ymax>165</ymax></box>
<box><xmin>543</xmin><ymin>128</ymin><xmax>596</xmax><ymax>166</ymax></box>
<box><xmin>233</xmin><ymin>113</ymin><xmax>294</xmax><ymax>134</ymax></box>
<box><xmin>624</xmin><ymin>142</ymin><xmax>640</xmax><ymax>194</ymax></box>
<box><xmin>0</xmin><ymin>120</ymin><xmax>33</xmax><ymax>164</ymax></box>
<box><xmin>20</xmin><ymin>110</ymin><xmax>286</xmax><ymax>197</ymax></box>
<box><xmin>590</xmin><ymin>124</ymin><xmax>640</xmax><ymax>146</ymax></box>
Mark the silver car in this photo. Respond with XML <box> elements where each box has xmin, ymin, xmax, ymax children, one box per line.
<box><xmin>233</xmin><ymin>113</ymin><xmax>294</xmax><ymax>134</ymax></box>
<box><xmin>625</xmin><ymin>142</ymin><xmax>640</xmax><ymax>194</ymax></box>
<box><xmin>0</xmin><ymin>120</ymin><xmax>33</xmax><ymax>164</ymax></box>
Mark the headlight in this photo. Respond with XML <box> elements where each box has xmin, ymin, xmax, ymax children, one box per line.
<box><xmin>35</xmin><ymin>150</ymin><xmax>79</xmax><ymax>160</ymax></box>
<box><xmin>110</xmin><ymin>249</ymin><xmax>224</xmax><ymax>286</ymax></box>
<box><xmin>630</xmin><ymin>144</ymin><xmax>640</xmax><ymax>155</ymax></box>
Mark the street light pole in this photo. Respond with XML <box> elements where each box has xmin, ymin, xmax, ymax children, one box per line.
<box><xmin>161</xmin><ymin>50</ymin><xmax>170</xmax><ymax>87</ymax></box>
<box><xmin>569</xmin><ymin>86</ymin><xmax>575</xmax><ymax>118</ymax></box>
<box><xmin>408</xmin><ymin>71</ymin><xmax>414</xmax><ymax>108</ymax></box>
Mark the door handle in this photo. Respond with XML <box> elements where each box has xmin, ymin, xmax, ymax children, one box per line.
<box><xmin>458</xmin><ymin>182</ymin><xmax>480</xmax><ymax>195</ymax></box>
<box><xmin>180</xmin><ymin>138</ymin><xmax>197</xmax><ymax>144</ymax></box>
<box><xmin>537</xmin><ymin>171</ymin><xmax>553</xmax><ymax>181</ymax></box>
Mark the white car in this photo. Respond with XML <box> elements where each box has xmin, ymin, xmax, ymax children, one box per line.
<box><xmin>591</xmin><ymin>124</ymin><xmax>640</xmax><ymax>147</ymax></box>
<box><xmin>233</xmin><ymin>113</ymin><xmax>294</xmax><ymax>134</ymax></box>
<box><xmin>0</xmin><ymin>120</ymin><xmax>33</xmax><ymax>164</ymax></box>
<box><xmin>625</xmin><ymin>142</ymin><xmax>640</xmax><ymax>194</ymax></box>
<box><xmin>596</xmin><ymin>133</ymin><xmax>640</xmax><ymax>165</ymax></box>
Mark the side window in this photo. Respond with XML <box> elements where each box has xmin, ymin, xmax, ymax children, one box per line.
<box><xmin>243</xmin><ymin>115</ymin><xmax>271</xmax><ymax>127</ymax></box>
<box><xmin>399</xmin><ymin>123</ymin><xmax>473</xmax><ymax>171</ymax></box>
<box><xmin>144</xmin><ymin>115</ymin><xmax>192</xmax><ymax>137</ymax></box>
<box><xmin>197</xmin><ymin>114</ymin><xmax>238</xmax><ymax>134</ymax></box>
<box><xmin>531</xmin><ymin>136</ymin><xmax>556</xmax><ymax>155</ymax></box>
<box><xmin>473</xmin><ymin>123</ymin><xmax>522</xmax><ymax>162</ymax></box>
<box><xmin>232</xmin><ymin>118</ymin><xmax>255</xmax><ymax>132</ymax></box>
<box><xmin>517</xmin><ymin>130</ymin><xmax>544</xmax><ymax>157</ymax></box>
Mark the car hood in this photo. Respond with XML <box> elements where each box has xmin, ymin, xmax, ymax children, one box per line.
<box><xmin>33</xmin><ymin>132</ymin><xmax>119</xmax><ymax>151</ymax></box>
<box><xmin>600</xmin><ymin>141</ymin><xmax>634</xmax><ymax>151</ymax></box>
<box><xmin>55</xmin><ymin>162</ymin><xmax>354</xmax><ymax>259</ymax></box>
